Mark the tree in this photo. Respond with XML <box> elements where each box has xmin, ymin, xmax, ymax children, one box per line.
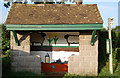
<box><xmin>112</xmin><ymin>26</ymin><xmax>120</xmax><ymax>32</ymax></box>
<box><xmin>1</xmin><ymin>24</ymin><xmax>10</xmax><ymax>57</ymax></box>
<box><xmin>100</xmin><ymin>28</ymin><xmax>107</xmax><ymax>31</ymax></box>
<box><xmin>4</xmin><ymin>0</ymin><xmax>65</xmax><ymax>8</ymax></box>
<box><xmin>112</xmin><ymin>26</ymin><xmax>120</xmax><ymax>48</ymax></box>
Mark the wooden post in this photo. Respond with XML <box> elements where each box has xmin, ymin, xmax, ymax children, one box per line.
<box><xmin>13</xmin><ymin>30</ymin><xmax>19</xmax><ymax>46</ymax></box>
<box><xmin>91</xmin><ymin>30</ymin><xmax>96</xmax><ymax>46</ymax></box>
<box><xmin>44</xmin><ymin>0</ymin><xmax>46</xmax><ymax>4</ymax></box>
<box><xmin>108</xmin><ymin>18</ymin><xmax>113</xmax><ymax>74</ymax></box>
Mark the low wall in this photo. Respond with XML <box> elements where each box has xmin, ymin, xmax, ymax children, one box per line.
<box><xmin>68</xmin><ymin>31</ymin><xmax>98</xmax><ymax>76</ymax></box>
<box><xmin>11</xmin><ymin>54</ymin><xmax>41</xmax><ymax>74</ymax></box>
<box><xmin>10</xmin><ymin>31</ymin><xmax>41</xmax><ymax>74</ymax></box>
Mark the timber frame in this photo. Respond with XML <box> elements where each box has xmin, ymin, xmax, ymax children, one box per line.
<box><xmin>91</xmin><ymin>30</ymin><xmax>97</xmax><ymax>46</ymax></box>
<box><xmin>13</xmin><ymin>30</ymin><xmax>19</xmax><ymax>46</ymax></box>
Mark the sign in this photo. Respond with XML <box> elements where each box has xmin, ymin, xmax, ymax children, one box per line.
<box><xmin>106</xmin><ymin>39</ymin><xmax>111</xmax><ymax>54</ymax></box>
<box><xmin>110</xmin><ymin>17</ymin><xmax>114</xmax><ymax>25</ymax></box>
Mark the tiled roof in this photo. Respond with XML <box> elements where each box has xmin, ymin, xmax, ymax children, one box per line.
<box><xmin>5</xmin><ymin>3</ymin><xmax>103</xmax><ymax>24</ymax></box>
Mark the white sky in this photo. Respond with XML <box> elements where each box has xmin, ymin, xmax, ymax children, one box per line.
<box><xmin>83</xmin><ymin>0</ymin><xmax>120</xmax><ymax>2</ymax></box>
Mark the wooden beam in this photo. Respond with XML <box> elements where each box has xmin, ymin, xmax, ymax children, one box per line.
<box><xmin>13</xmin><ymin>30</ymin><xmax>19</xmax><ymax>46</ymax></box>
<box><xmin>91</xmin><ymin>30</ymin><xmax>96</xmax><ymax>46</ymax></box>
<box><xmin>31</xmin><ymin>46</ymin><xmax>79</xmax><ymax>52</ymax></box>
<box><xmin>108</xmin><ymin>18</ymin><xmax>113</xmax><ymax>74</ymax></box>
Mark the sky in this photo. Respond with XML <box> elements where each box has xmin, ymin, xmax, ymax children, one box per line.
<box><xmin>0</xmin><ymin>0</ymin><xmax>119</xmax><ymax>29</ymax></box>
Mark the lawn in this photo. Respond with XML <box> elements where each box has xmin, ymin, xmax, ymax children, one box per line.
<box><xmin>2</xmin><ymin>57</ymin><xmax>45</xmax><ymax>78</ymax></box>
<box><xmin>2</xmin><ymin>71</ymin><xmax>45</xmax><ymax>78</ymax></box>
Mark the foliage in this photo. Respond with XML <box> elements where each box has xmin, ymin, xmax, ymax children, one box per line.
<box><xmin>2</xmin><ymin>70</ymin><xmax>45</xmax><ymax>78</ymax></box>
<box><xmin>2</xmin><ymin>57</ymin><xmax>11</xmax><ymax>73</ymax></box>
<box><xmin>1</xmin><ymin>24</ymin><xmax>11</xmax><ymax>76</ymax></box>
<box><xmin>98</xmin><ymin>29</ymin><xmax>120</xmax><ymax>76</ymax></box>
<box><xmin>63</xmin><ymin>73</ymin><xmax>83</xmax><ymax>78</ymax></box>
<box><xmin>112</xmin><ymin>31</ymin><xmax>119</xmax><ymax>49</ymax></box>
<box><xmin>98</xmin><ymin>31</ymin><xmax>109</xmax><ymax>73</ymax></box>
<box><xmin>98</xmin><ymin>48</ymin><xmax>120</xmax><ymax>76</ymax></box>
<box><xmin>117</xmin><ymin>32</ymin><xmax>120</xmax><ymax>48</ymax></box>
<box><xmin>100</xmin><ymin>27</ymin><xmax>107</xmax><ymax>31</ymax></box>
<box><xmin>1</xmin><ymin>24</ymin><xmax>10</xmax><ymax>57</ymax></box>
<box><xmin>112</xmin><ymin>26</ymin><xmax>120</xmax><ymax>32</ymax></box>
<box><xmin>4</xmin><ymin>0</ymin><xmax>65</xmax><ymax>8</ymax></box>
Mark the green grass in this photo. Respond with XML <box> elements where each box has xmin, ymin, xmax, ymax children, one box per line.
<box><xmin>2</xmin><ymin>71</ymin><xmax>45</xmax><ymax>78</ymax></box>
<box><xmin>2</xmin><ymin>57</ymin><xmax>45</xmax><ymax>78</ymax></box>
<box><xmin>98</xmin><ymin>62</ymin><xmax>120</xmax><ymax>76</ymax></box>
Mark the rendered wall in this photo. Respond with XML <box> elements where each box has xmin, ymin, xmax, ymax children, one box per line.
<box><xmin>31</xmin><ymin>51</ymin><xmax>79</xmax><ymax>63</ymax></box>
<box><xmin>31</xmin><ymin>32</ymin><xmax>79</xmax><ymax>46</ymax></box>
<box><xmin>68</xmin><ymin>31</ymin><xmax>98</xmax><ymax>76</ymax></box>
<box><xmin>10</xmin><ymin>31</ymin><xmax>41</xmax><ymax>74</ymax></box>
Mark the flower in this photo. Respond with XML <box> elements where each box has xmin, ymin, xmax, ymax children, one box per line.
<box><xmin>48</xmin><ymin>33</ymin><xmax>53</xmax><ymax>39</ymax></box>
<box><xmin>54</xmin><ymin>32</ymin><xmax>58</xmax><ymax>37</ymax></box>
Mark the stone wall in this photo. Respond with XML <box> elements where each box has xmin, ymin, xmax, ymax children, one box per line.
<box><xmin>68</xmin><ymin>31</ymin><xmax>98</xmax><ymax>76</ymax></box>
<box><xmin>11</xmin><ymin>55</ymin><xmax>41</xmax><ymax>74</ymax></box>
<box><xmin>10</xmin><ymin>31</ymin><xmax>30</xmax><ymax>55</ymax></box>
<box><xmin>10</xmin><ymin>31</ymin><xmax>41</xmax><ymax>74</ymax></box>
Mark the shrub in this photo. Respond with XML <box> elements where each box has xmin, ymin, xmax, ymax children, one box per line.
<box><xmin>1</xmin><ymin>24</ymin><xmax>10</xmax><ymax>57</ymax></box>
